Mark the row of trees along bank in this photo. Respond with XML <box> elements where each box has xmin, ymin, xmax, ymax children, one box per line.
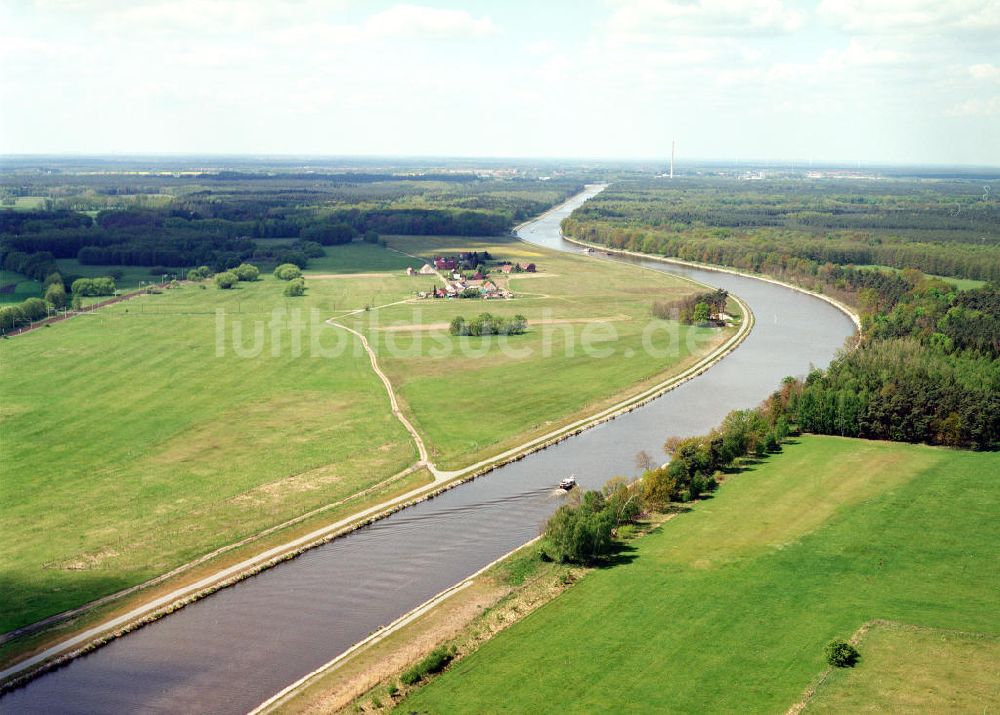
<box><xmin>544</xmin><ymin>273</ymin><xmax>997</xmax><ymax>567</ymax></box>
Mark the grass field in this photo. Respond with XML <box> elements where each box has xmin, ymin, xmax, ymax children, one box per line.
<box><xmin>804</xmin><ymin>623</ymin><xmax>1000</xmax><ymax>712</ymax></box>
<box><xmin>0</xmin><ymin>237</ymin><xmax>721</xmax><ymax>635</ymax></box>
<box><xmin>0</xmin><ymin>197</ymin><xmax>48</xmax><ymax>210</ymax></box>
<box><xmin>402</xmin><ymin>436</ymin><xmax>1000</xmax><ymax>713</ymax></box>
<box><xmin>0</xmin><ymin>277</ymin><xmax>418</xmax><ymax>633</ymax></box>
<box><xmin>53</xmin><ymin>260</ymin><xmax>174</xmax><ymax>291</ymax></box>
<box><xmin>856</xmin><ymin>264</ymin><xmax>987</xmax><ymax>291</ymax></box>
<box><xmin>0</xmin><ymin>241</ymin><xmax>419</xmax><ymax>304</ymax></box>
<box><xmin>1</xmin><ymin>263</ymin><xmax>171</xmax><ymax>308</ymax></box>
<box><xmin>368</xmin><ymin>235</ymin><xmax>726</xmax><ymax>468</ymax></box>
<box><xmin>0</xmin><ymin>269</ymin><xmax>42</xmax><ymax>304</ymax></box>
<box><xmin>304</xmin><ymin>242</ymin><xmax>424</xmax><ymax>274</ymax></box>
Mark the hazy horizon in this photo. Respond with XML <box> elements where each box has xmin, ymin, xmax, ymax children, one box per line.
<box><xmin>3</xmin><ymin>1</ymin><xmax>998</xmax><ymax>165</ymax></box>
<box><xmin>3</xmin><ymin>153</ymin><xmax>999</xmax><ymax>171</ymax></box>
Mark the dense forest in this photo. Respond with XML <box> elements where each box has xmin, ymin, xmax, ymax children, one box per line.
<box><xmin>1</xmin><ymin>174</ymin><xmax>581</xmax><ymax>270</ymax></box>
<box><xmin>0</xmin><ymin>169</ymin><xmax>582</xmax><ymax>331</ymax></box>
<box><xmin>567</xmin><ymin>180</ymin><xmax>999</xmax><ymax>451</ymax></box>
<box><xmin>563</xmin><ymin>179</ymin><xmax>1000</xmax><ymax>283</ymax></box>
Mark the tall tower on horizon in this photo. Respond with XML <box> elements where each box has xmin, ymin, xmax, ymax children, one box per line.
<box><xmin>670</xmin><ymin>139</ymin><xmax>675</xmax><ymax>179</ymax></box>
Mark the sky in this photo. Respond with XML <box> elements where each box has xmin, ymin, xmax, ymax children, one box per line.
<box><xmin>1</xmin><ymin>0</ymin><xmax>998</xmax><ymax>164</ymax></box>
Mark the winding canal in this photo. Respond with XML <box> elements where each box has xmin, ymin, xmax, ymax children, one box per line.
<box><xmin>0</xmin><ymin>187</ymin><xmax>856</xmax><ymax>714</ymax></box>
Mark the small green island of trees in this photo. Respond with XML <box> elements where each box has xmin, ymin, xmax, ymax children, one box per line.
<box><xmin>449</xmin><ymin>313</ymin><xmax>527</xmax><ymax>337</ymax></box>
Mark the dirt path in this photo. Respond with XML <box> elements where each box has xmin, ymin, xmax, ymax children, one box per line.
<box><xmin>325</xmin><ymin>306</ymin><xmax>431</xmax><ymax>469</ymax></box>
<box><xmin>377</xmin><ymin>314</ymin><xmax>632</xmax><ymax>332</ymax></box>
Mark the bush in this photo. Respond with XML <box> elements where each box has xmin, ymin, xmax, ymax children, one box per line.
<box><xmin>293</xmin><ymin>240</ymin><xmax>325</xmax><ymax>258</ymax></box>
<box><xmin>386</xmin><ymin>683</ymin><xmax>398</xmax><ymax>698</ymax></box>
<box><xmin>232</xmin><ymin>263</ymin><xmax>260</xmax><ymax>282</ymax></box>
<box><xmin>70</xmin><ymin>276</ymin><xmax>116</xmax><ymax>296</ymax></box>
<box><xmin>215</xmin><ymin>271</ymin><xmax>238</xmax><ymax>289</ymax></box>
<box><xmin>44</xmin><ymin>282</ymin><xmax>66</xmax><ymax>309</ymax></box>
<box><xmin>0</xmin><ymin>305</ymin><xmax>26</xmax><ymax>332</ymax></box>
<box><xmin>187</xmin><ymin>266</ymin><xmax>213</xmax><ymax>281</ymax></box>
<box><xmin>825</xmin><ymin>639</ymin><xmax>860</xmax><ymax>667</ymax></box>
<box><xmin>274</xmin><ymin>263</ymin><xmax>302</xmax><ymax>281</ymax></box>
<box><xmin>544</xmin><ymin>491</ymin><xmax>616</xmax><ymax>564</ymax></box>
<box><xmin>43</xmin><ymin>272</ymin><xmax>64</xmax><ymax>289</ymax></box>
<box><xmin>283</xmin><ymin>279</ymin><xmax>306</xmax><ymax>297</ymax></box>
<box><xmin>641</xmin><ymin>466</ymin><xmax>677</xmax><ymax>510</ymax></box>
<box><xmin>400</xmin><ymin>646</ymin><xmax>455</xmax><ymax>686</ymax></box>
<box><xmin>22</xmin><ymin>297</ymin><xmax>48</xmax><ymax>321</ymax></box>
<box><xmin>419</xmin><ymin>645</ymin><xmax>454</xmax><ymax>674</ymax></box>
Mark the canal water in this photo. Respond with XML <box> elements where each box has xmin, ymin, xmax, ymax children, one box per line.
<box><xmin>0</xmin><ymin>187</ymin><xmax>855</xmax><ymax>714</ymax></box>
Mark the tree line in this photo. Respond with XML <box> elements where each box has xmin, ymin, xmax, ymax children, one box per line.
<box><xmin>652</xmin><ymin>288</ymin><xmax>729</xmax><ymax>324</ymax></box>
<box><xmin>563</xmin><ymin>180</ymin><xmax>1000</xmax><ymax>283</ymax></box>
<box><xmin>541</xmin><ymin>404</ymin><xmax>788</xmax><ymax>565</ymax></box>
<box><xmin>540</xmin><ymin>178</ymin><xmax>998</xmax><ymax>569</ymax></box>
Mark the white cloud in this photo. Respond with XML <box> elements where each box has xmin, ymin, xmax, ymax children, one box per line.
<box><xmin>969</xmin><ymin>64</ymin><xmax>1000</xmax><ymax>82</ymax></box>
<box><xmin>819</xmin><ymin>38</ymin><xmax>909</xmax><ymax>69</ymax></box>
<box><xmin>364</xmin><ymin>4</ymin><xmax>494</xmax><ymax>39</ymax></box>
<box><xmin>817</xmin><ymin>0</ymin><xmax>1000</xmax><ymax>34</ymax></box>
<box><xmin>606</xmin><ymin>0</ymin><xmax>804</xmax><ymax>42</ymax></box>
<box><xmin>2</xmin><ymin>0</ymin><xmax>998</xmax><ymax>163</ymax></box>
<box><xmin>89</xmin><ymin>0</ymin><xmax>348</xmax><ymax>35</ymax></box>
<box><xmin>0</xmin><ymin>35</ymin><xmax>61</xmax><ymax>60</ymax></box>
<box><xmin>946</xmin><ymin>96</ymin><xmax>1000</xmax><ymax>116</ymax></box>
<box><xmin>524</xmin><ymin>40</ymin><xmax>556</xmax><ymax>55</ymax></box>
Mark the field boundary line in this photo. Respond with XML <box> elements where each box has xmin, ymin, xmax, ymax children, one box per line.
<box><xmin>1</xmin><ymin>281</ymin><xmax>173</xmax><ymax>338</ymax></box>
<box><xmin>784</xmin><ymin>619</ymin><xmax>1000</xmax><ymax>714</ymax></box>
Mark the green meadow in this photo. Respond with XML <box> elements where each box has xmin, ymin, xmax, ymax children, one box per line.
<box><xmin>402</xmin><ymin>436</ymin><xmax>1000</xmax><ymax>713</ymax></box>
<box><xmin>0</xmin><ymin>239</ymin><xmax>720</xmax><ymax>634</ymax></box>
<box><xmin>0</xmin><ymin>269</ymin><xmax>42</xmax><ymax>304</ymax></box>
<box><xmin>366</xmin><ymin>235</ymin><xmax>728</xmax><ymax>468</ymax></box>
<box><xmin>855</xmin><ymin>264</ymin><xmax>987</xmax><ymax>291</ymax></box>
<box><xmin>304</xmin><ymin>242</ymin><xmax>424</xmax><ymax>274</ymax></box>
<box><xmin>0</xmin><ymin>276</ymin><xmax>418</xmax><ymax>633</ymax></box>
<box><xmin>53</xmin><ymin>260</ymin><xmax>171</xmax><ymax>292</ymax></box>
<box><xmin>805</xmin><ymin>624</ymin><xmax>1000</xmax><ymax>712</ymax></box>
<box><xmin>1</xmin><ymin>197</ymin><xmax>48</xmax><ymax>210</ymax></box>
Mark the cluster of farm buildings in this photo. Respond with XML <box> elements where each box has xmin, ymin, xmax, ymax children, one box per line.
<box><xmin>406</xmin><ymin>252</ymin><xmax>538</xmax><ymax>300</ymax></box>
